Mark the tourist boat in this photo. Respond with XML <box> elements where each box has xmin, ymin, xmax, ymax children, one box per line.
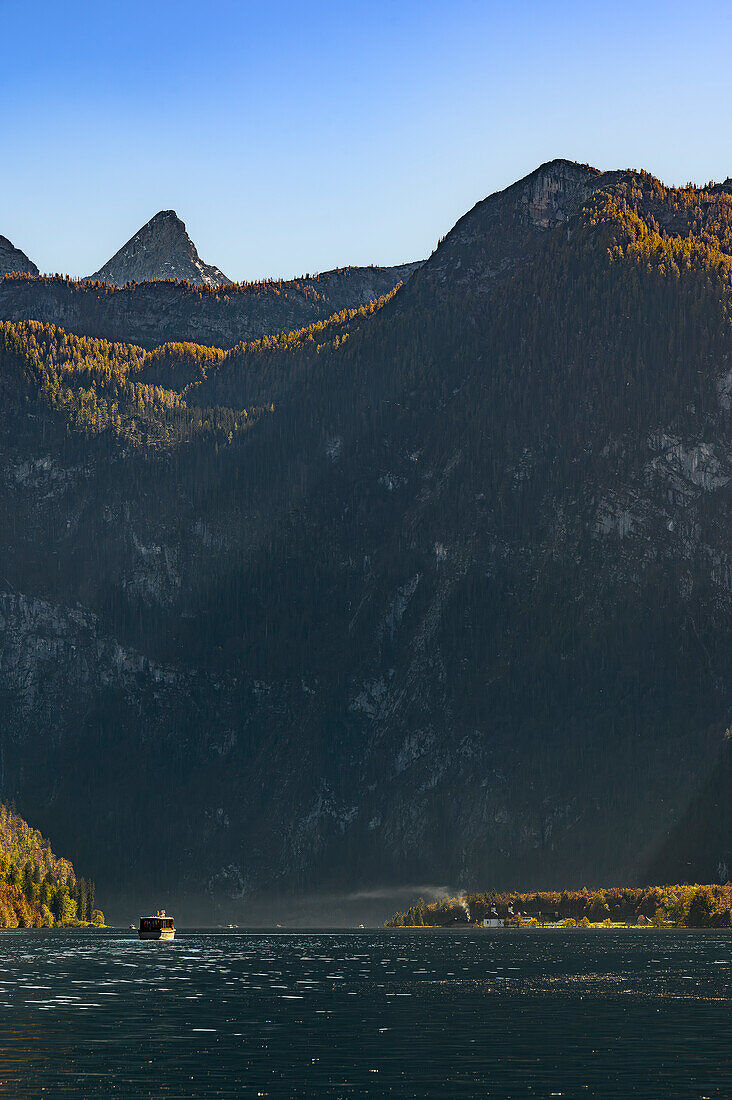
<box><xmin>138</xmin><ymin>910</ymin><xmax>176</xmax><ymax>940</ymax></box>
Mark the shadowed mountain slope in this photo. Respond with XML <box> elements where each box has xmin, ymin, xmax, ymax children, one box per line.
<box><xmin>0</xmin><ymin>160</ymin><xmax>729</xmax><ymax>923</ymax></box>
<box><xmin>0</xmin><ymin>262</ymin><xmax>421</xmax><ymax>349</ymax></box>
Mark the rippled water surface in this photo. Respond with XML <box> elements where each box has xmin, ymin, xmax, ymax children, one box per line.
<box><xmin>0</xmin><ymin>928</ymin><xmax>729</xmax><ymax>1097</ymax></box>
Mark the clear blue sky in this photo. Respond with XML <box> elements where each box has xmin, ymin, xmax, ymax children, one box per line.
<box><xmin>3</xmin><ymin>0</ymin><xmax>732</xmax><ymax>281</ymax></box>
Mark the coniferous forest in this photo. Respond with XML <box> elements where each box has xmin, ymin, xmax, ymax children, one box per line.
<box><xmin>0</xmin><ymin>804</ymin><xmax>103</xmax><ymax>927</ymax></box>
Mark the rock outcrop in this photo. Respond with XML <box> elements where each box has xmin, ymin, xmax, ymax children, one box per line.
<box><xmin>0</xmin><ymin>235</ymin><xmax>38</xmax><ymax>277</ymax></box>
<box><xmin>89</xmin><ymin>209</ymin><xmax>230</xmax><ymax>287</ymax></box>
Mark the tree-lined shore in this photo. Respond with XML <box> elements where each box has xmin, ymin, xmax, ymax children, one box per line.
<box><xmin>387</xmin><ymin>885</ymin><xmax>732</xmax><ymax>929</ymax></box>
<box><xmin>0</xmin><ymin>804</ymin><xmax>104</xmax><ymax>928</ymax></box>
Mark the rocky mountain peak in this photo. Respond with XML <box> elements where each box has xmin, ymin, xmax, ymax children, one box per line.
<box><xmin>0</xmin><ymin>235</ymin><xmax>38</xmax><ymax>278</ymax></box>
<box><xmin>516</xmin><ymin>159</ymin><xmax>601</xmax><ymax>228</ymax></box>
<box><xmin>89</xmin><ymin>210</ymin><xmax>230</xmax><ymax>287</ymax></box>
<box><xmin>419</xmin><ymin>159</ymin><xmax>613</xmax><ymax>293</ymax></box>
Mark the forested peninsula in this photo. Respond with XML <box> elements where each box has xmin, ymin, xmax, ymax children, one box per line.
<box><xmin>0</xmin><ymin>804</ymin><xmax>103</xmax><ymax>928</ymax></box>
<box><xmin>387</xmin><ymin>886</ymin><xmax>732</xmax><ymax>929</ymax></box>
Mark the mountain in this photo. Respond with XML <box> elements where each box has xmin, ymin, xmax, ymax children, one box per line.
<box><xmin>0</xmin><ymin>160</ymin><xmax>730</xmax><ymax>924</ymax></box>
<box><xmin>0</xmin><ymin>262</ymin><xmax>422</xmax><ymax>348</ymax></box>
<box><xmin>0</xmin><ymin>234</ymin><xmax>38</xmax><ymax>277</ymax></box>
<box><xmin>89</xmin><ymin>209</ymin><xmax>230</xmax><ymax>286</ymax></box>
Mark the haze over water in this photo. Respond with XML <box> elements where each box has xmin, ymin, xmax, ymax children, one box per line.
<box><xmin>0</xmin><ymin>929</ymin><xmax>728</xmax><ymax>1097</ymax></box>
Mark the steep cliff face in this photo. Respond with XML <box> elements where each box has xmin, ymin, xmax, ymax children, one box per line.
<box><xmin>89</xmin><ymin>209</ymin><xmax>230</xmax><ymax>286</ymax></box>
<box><xmin>0</xmin><ymin>161</ymin><xmax>730</xmax><ymax>923</ymax></box>
<box><xmin>0</xmin><ymin>235</ymin><xmax>38</xmax><ymax>277</ymax></box>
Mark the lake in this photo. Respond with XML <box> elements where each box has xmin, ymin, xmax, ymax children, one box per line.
<box><xmin>0</xmin><ymin>928</ymin><xmax>728</xmax><ymax>1097</ymax></box>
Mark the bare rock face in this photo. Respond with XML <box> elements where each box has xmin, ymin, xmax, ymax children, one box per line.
<box><xmin>0</xmin><ymin>235</ymin><xmax>38</xmax><ymax>277</ymax></box>
<box><xmin>89</xmin><ymin>210</ymin><xmax>230</xmax><ymax>287</ymax></box>
<box><xmin>516</xmin><ymin>159</ymin><xmax>601</xmax><ymax>228</ymax></box>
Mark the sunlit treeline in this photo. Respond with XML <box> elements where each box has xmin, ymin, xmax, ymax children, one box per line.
<box><xmin>0</xmin><ymin>804</ymin><xmax>104</xmax><ymax>928</ymax></box>
<box><xmin>387</xmin><ymin>884</ymin><xmax>732</xmax><ymax>928</ymax></box>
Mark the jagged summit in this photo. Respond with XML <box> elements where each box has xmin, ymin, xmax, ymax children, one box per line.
<box><xmin>0</xmin><ymin>234</ymin><xmax>38</xmax><ymax>277</ymax></box>
<box><xmin>89</xmin><ymin>209</ymin><xmax>230</xmax><ymax>287</ymax></box>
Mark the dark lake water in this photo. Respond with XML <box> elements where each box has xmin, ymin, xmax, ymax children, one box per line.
<box><xmin>0</xmin><ymin>928</ymin><xmax>728</xmax><ymax>1097</ymax></box>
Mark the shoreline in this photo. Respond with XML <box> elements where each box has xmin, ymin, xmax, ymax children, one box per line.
<box><xmin>382</xmin><ymin>923</ymin><xmax>726</xmax><ymax>932</ymax></box>
<box><xmin>2</xmin><ymin>924</ymin><xmax>728</xmax><ymax>935</ymax></box>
